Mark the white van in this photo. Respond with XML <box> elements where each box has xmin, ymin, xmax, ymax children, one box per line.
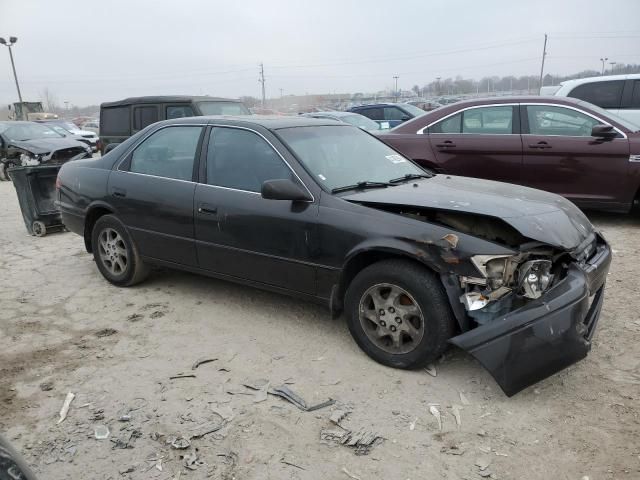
<box><xmin>553</xmin><ymin>74</ymin><xmax>640</xmax><ymax>126</ymax></box>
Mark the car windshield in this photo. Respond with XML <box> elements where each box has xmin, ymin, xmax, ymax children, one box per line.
<box><xmin>278</xmin><ymin>125</ymin><xmax>424</xmax><ymax>191</ymax></box>
<box><xmin>197</xmin><ymin>101</ymin><xmax>251</xmax><ymax>116</ymax></box>
<box><xmin>47</xmin><ymin>125</ymin><xmax>71</xmax><ymax>136</ymax></box>
<box><xmin>59</xmin><ymin>121</ymin><xmax>79</xmax><ymax>131</ymax></box>
<box><xmin>400</xmin><ymin>103</ymin><xmax>426</xmax><ymax>117</ymax></box>
<box><xmin>340</xmin><ymin>114</ymin><xmax>381</xmax><ymax>131</ymax></box>
<box><xmin>0</xmin><ymin>122</ymin><xmax>64</xmax><ymax>141</ymax></box>
<box><xmin>578</xmin><ymin>101</ymin><xmax>640</xmax><ymax>132</ymax></box>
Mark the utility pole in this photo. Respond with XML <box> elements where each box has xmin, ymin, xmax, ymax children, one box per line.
<box><xmin>258</xmin><ymin>63</ymin><xmax>266</xmax><ymax>108</ymax></box>
<box><xmin>600</xmin><ymin>57</ymin><xmax>608</xmax><ymax>75</ymax></box>
<box><xmin>279</xmin><ymin>88</ymin><xmax>283</xmax><ymax>98</ymax></box>
<box><xmin>0</xmin><ymin>37</ymin><xmax>23</xmax><ymax>108</ymax></box>
<box><xmin>538</xmin><ymin>33</ymin><xmax>548</xmax><ymax>93</ymax></box>
<box><xmin>393</xmin><ymin>75</ymin><xmax>399</xmax><ymax>102</ymax></box>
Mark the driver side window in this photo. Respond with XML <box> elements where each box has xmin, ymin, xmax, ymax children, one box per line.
<box><xmin>526</xmin><ymin>105</ymin><xmax>600</xmax><ymax>137</ymax></box>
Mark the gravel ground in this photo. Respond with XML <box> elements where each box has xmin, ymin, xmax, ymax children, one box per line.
<box><xmin>1</xmin><ymin>180</ymin><xmax>639</xmax><ymax>480</ymax></box>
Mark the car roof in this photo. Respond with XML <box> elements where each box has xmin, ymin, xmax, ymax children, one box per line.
<box><xmin>426</xmin><ymin>96</ymin><xmax>586</xmax><ymax>108</ymax></box>
<box><xmin>558</xmin><ymin>73</ymin><xmax>640</xmax><ymax>87</ymax></box>
<box><xmin>304</xmin><ymin>111</ymin><xmax>356</xmax><ymax>118</ymax></box>
<box><xmin>158</xmin><ymin>114</ymin><xmax>346</xmax><ymax>130</ymax></box>
<box><xmin>101</xmin><ymin>96</ymin><xmax>243</xmax><ymax>108</ymax></box>
<box><xmin>352</xmin><ymin>103</ymin><xmax>403</xmax><ymax>108</ymax></box>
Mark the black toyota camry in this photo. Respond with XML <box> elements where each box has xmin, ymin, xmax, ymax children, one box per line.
<box><xmin>56</xmin><ymin>116</ymin><xmax>611</xmax><ymax>396</ymax></box>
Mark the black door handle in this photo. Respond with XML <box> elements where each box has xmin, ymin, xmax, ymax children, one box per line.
<box><xmin>528</xmin><ymin>141</ymin><xmax>552</xmax><ymax>149</ymax></box>
<box><xmin>112</xmin><ymin>188</ymin><xmax>127</xmax><ymax>198</ymax></box>
<box><xmin>198</xmin><ymin>203</ymin><xmax>218</xmax><ymax>215</ymax></box>
<box><xmin>435</xmin><ymin>141</ymin><xmax>456</xmax><ymax>148</ymax></box>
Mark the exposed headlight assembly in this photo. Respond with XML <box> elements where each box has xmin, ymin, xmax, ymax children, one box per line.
<box><xmin>517</xmin><ymin>260</ymin><xmax>553</xmax><ymax>299</ymax></box>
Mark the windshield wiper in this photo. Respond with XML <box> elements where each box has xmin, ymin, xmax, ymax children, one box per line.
<box><xmin>331</xmin><ymin>181</ymin><xmax>390</xmax><ymax>193</ymax></box>
<box><xmin>388</xmin><ymin>173</ymin><xmax>432</xmax><ymax>184</ymax></box>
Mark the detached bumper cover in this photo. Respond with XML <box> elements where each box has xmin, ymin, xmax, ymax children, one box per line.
<box><xmin>450</xmin><ymin>238</ymin><xmax>612</xmax><ymax>396</ymax></box>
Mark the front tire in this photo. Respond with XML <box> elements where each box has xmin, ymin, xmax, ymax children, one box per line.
<box><xmin>91</xmin><ymin>214</ymin><xmax>148</xmax><ymax>287</ymax></box>
<box><xmin>345</xmin><ymin>259</ymin><xmax>455</xmax><ymax>369</ymax></box>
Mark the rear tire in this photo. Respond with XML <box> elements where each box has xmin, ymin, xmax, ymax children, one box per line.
<box><xmin>91</xmin><ymin>214</ymin><xmax>148</xmax><ymax>287</ymax></box>
<box><xmin>345</xmin><ymin>259</ymin><xmax>455</xmax><ymax>369</ymax></box>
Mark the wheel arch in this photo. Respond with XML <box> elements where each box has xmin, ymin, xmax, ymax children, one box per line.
<box><xmin>332</xmin><ymin>242</ymin><xmax>443</xmax><ymax>316</ymax></box>
<box><xmin>83</xmin><ymin>202</ymin><xmax>115</xmax><ymax>253</ymax></box>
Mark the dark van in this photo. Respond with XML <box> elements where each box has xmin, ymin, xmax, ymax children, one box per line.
<box><xmin>99</xmin><ymin>96</ymin><xmax>250</xmax><ymax>153</ymax></box>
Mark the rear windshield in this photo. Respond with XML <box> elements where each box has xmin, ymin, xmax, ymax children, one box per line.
<box><xmin>101</xmin><ymin>106</ymin><xmax>131</xmax><ymax>136</ymax></box>
<box><xmin>197</xmin><ymin>101</ymin><xmax>250</xmax><ymax>116</ymax></box>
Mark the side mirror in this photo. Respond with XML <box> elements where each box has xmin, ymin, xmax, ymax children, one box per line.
<box><xmin>104</xmin><ymin>142</ymin><xmax>120</xmax><ymax>154</ymax></box>
<box><xmin>591</xmin><ymin>124</ymin><xmax>617</xmax><ymax>140</ymax></box>
<box><xmin>261</xmin><ymin>179</ymin><xmax>312</xmax><ymax>202</ymax></box>
<box><xmin>400</xmin><ymin>115</ymin><xmax>411</xmax><ymax>122</ymax></box>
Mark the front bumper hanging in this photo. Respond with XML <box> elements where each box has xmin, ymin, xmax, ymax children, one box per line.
<box><xmin>450</xmin><ymin>240</ymin><xmax>612</xmax><ymax>396</ymax></box>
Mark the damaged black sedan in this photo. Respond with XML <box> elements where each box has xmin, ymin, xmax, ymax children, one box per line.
<box><xmin>0</xmin><ymin>121</ymin><xmax>92</xmax><ymax>180</ymax></box>
<box><xmin>56</xmin><ymin>116</ymin><xmax>612</xmax><ymax>396</ymax></box>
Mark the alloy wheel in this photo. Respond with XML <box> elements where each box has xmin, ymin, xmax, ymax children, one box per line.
<box><xmin>98</xmin><ymin>227</ymin><xmax>128</xmax><ymax>276</ymax></box>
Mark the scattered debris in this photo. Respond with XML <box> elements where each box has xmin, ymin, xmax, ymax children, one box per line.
<box><xmin>127</xmin><ymin>313</ymin><xmax>144</xmax><ymax>322</ymax></box>
<box><xmin>40</xmin><ymin>381</ymin><xmax>54</xmax><ymax>392</ymax></box>
<box><xmin>183</xmin><ymin>449</ymin><xmax>203</xmax><ymax>470</ymax></box>
<box><xmin>118</xmin><ymin>414</ymin><xmax>131</xmax><ymax>422</ymax></box>
<box><xmin>170</xmin><ymin>374</ymin><xmax>197</xmax><ymax>380</ymax></box>
<box><xmin>243</xmin><ymin>379</ymin><xmax>270</xmax><ymax>403</ymax></box>
<box><xmin>441</xmin><ymin>444</ymin><xmax>465</xmax><ymax>455</ymax></box>
<box><xmin>320</xmin><ymin>379</ymin><xmax>342</xmax><ymax>386</ymax></box>
<box><xmin>280</xmin><ymin>457</ymin><xmax>306</xmax><ymax>470</ymax></box>
<box><xmin>450</xmin><ymin>405</ymin><xmax>462</xmax><ymax>428</ymax></box>
<box><xmin>429</xmin><ymin>405</ymin><xmax>442</xmax><ymax>431</ymax></box>
<box><xmin>330</xmin><ymin>410</ymin><xmax>349</xmax><ymax>425</ymax></box>
<box><xmin>459</xmin><ymin>392</ymin><xmax>471</xmax><ymax>406</ymax></box>
<box><xmin>211</xmin><ymin>405</ymin><xmax>235</xmax><ymax>422</ymax></box>
<box><xmin>94</xmin><ymin>425</ymin><xmax>110</xmax><ymax>440</ymax></box>
<box><xmin>409</xmin><ymin>418</ymin><xmax>418</xmax><ymax>431</ymax></box>
<box><xmin>190</xmin><ymin>422</ymin><xmax>226</xmax><ymax>440</ymax></box>
<box><xmin>90</xmin><ymin>410</ymin><xmax>105</xmax><ymax>421</ymax></box>
<box><xmin>320</xmin><ymin>428</ymin><xmax>383</xmax><ymax>455</ymax></box>
<box><xmin>111</xmin><ymin>430</ymin><xmax>141</xmax><ymax>449</ymax></box>
<box><xmin>424</xmin><ymin>365</ymin><xmax>437</xmax><ymax>377</ymax></box>
<box><xmin>191</xmin><ymin>357</ymin><xmax>218</xmax><ymax>370</ymax></box>
<box><xmin>95</xmin><ymin>328</ymin><xmax>118</xmax><ymax>337</ymax></box>
<box><xmin>169</xmin><ymin>436</ymin><xmax>191</xmax><ymax>449</ymax></box>
<box><xmin>495</xmin><ymin>451</ymin><xmax>509</xmax><ymax>457</ymax></box>
<box><xmin>475</xmin><ymin>456</ymin><xmax>492</xmax><ymax>471</ymax></box>
<box><xmin>150</xmin><ymin>311</ymin><xmax>165</xmax><ymax>319</ymax></box>
<box><xmin>270</xmin><ymin>385</ymin><xmax>335</xmax><ymax>412</ymax></box>
<box><xmin>477</xmin><ymin>429</ymin><xmax>487</xmax><ymax>437</ymax></box>
<box><xmin>57</xmin><ymin>392</ymin><xmax>75</xmax><ymax>424</ymax></box>
<box><xmin>341</xmin><ymin>467</ymin><xmax>362</xmax><ymax>480</ymax></box>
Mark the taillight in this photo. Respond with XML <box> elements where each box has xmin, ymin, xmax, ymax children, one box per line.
<box><xmin>55</xmin><ymin>175</ymin><xmax>61</xmax><ymax>190</ymax></box>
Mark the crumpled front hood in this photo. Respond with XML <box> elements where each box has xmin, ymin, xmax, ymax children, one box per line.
<box><xmin>10</xmin><ymin>138</ymin><xmax>87</xmax><ymax>155</ymax></box>
<box><xmin>342</xmin><ymin>175</ymin><xmax>594</xmax><ymax>250</ymax></box>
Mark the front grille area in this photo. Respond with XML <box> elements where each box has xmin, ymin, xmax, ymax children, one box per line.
<box><xmin>51</xmin><ymin>147</ymin><xmax>86</xmax><ymax>162</ymax></box>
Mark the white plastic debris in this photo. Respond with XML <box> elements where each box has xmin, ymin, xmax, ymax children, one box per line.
<box><xmin>409</xmin><ymin>418</ymin><xmax>418</xmax><ymax>431</ymax></box>
<box><xmin>94</xmin><ymin>425</ymin><xmax>110</xmax><ymax>440</ymax></box>
<box><xmin>341</xmin><ymin>467</ymin><xmax>362</xmax><ymax>480</ymax></box>
<box><xmin>450</xmin><ymin>405</ymin><xmax>462</xmax><ymax>428</ymax></box>
<box><xmin>57</xmin><ymin>392</ymin><xmax>75</xmax><ymax>424</ymax></box>
<box><xmin>429</xmin><ymin>405</ymin><xmax>442</xmax><ymax>430</ymax></box>
<box><xmin>424</xmin><ymin>365</ymin><xmax>437</xmax><ymax>377</ymax></box>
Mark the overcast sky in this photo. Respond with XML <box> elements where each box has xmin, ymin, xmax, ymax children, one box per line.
<box><xmin>1</xmin><ymin>0</ymin><xmax>639</xmax><ymax>106</ymax></box>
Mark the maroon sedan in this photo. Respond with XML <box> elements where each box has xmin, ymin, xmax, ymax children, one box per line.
<box><xmin>379</xmin><ymin>96</ymin><xmax>640</xmax><ymax>213</ymax></box>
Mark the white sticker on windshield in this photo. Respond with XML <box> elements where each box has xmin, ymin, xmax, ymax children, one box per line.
<box><xmin>386</xmin><ymin>154</ymin><xmax>406</xmax><ymax>164</ymax></box>
<box><xmin>318</xmin><ymin>174</ymin><xmax>327</xmax><ymax>181</ymax></box>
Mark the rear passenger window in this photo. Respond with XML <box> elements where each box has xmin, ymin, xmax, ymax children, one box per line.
<box><xmin>129</xmin><ymin>126</ymin><xmax>202</xmax><ymax>181</ymax></box>
<box><xmin>133</xmin><ymin>106</ymin><xmax>159</xmax><ymax>131</ymax></box>
<box><xmin>383</xmin><ymin>107</ymin><xmax>406</xmax><ymax>121</ymax></box>
<box><xmin>429</xmin><ymin>113</ymin><xmax>462</xmax><ymax>133</ymax></box>
<box><xmin>101</xmin><ymin>106</ymin><xmax>130</xmax><ymax>136</ymax></box>
<box><xmin>631</xmin><ymin>81</ymin><xmax>640</xmax><ymax>108</ymax></box>
<box><xmin>359</xmin><ymin>108</ymin><xmax>383</xmax><ymax>121</ymax></box>
<box><xmin>206</xmin><ymin>127</ymin><xmax>292</xmax><ymax>193</ymax></box>
<box><xmin>462</xmin><ymin>106</ymin><xmax>513</xmax><ymax>134</ymax></box>
<box><xmin>166</xmin><ymin>105</ymin><xmax>195</xmax><ymax>119</ymax></box>
<box><xmin>568</xmin><ymin>80</ymin><xmax>624</xmax><ymax>109</ymax></box>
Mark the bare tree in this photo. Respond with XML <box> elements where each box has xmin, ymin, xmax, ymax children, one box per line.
<box><xmin>40</xmin><ymin>88</ymin><xmax>59</xmax><ymax>112</ymax></box>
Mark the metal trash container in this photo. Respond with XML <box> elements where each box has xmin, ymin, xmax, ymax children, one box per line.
<box><xmin>8</xmin><ymin>164</ymin><xmax>65</xmax><ymax>237</ymax></box>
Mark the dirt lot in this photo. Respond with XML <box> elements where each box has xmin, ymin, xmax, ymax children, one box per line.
<box><xmin>1</xmin><ymin>180</ymin><xmax>639</xmax><ymax>480</ymax></box>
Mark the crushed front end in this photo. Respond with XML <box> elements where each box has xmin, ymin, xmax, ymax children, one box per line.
<box><xmin>450</xmin><ymin>232</ymin><xmax>612</xmax><ymax>396</ymax></box>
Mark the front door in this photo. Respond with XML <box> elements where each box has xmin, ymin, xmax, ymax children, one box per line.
<box><xmin>427</xmin><ymin>105</ymin><xmax>523</xmax><ymax>183</ymax></box>
<box><xmin>194</xmin><ymin>126</ymin><xmax>318</xmax><ymax>294</ymax></box>
<box><xmin>520</xmin><ymin>104</ymin><xmax>631</xmax><ymax>209</ymax></box>
<box><xmin>108</xmin><ymin>125</ymin><xmax>203</xmax><ymax>266</ymax></box>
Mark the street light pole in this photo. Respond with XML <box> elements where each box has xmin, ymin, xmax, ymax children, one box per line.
<box><xmin>393</xmin><ymin>75</ymin><xmax>399</xmax><ymax>102</ymax></box>
<box><xmin>609</xmin><ymin>61</ymin><xmax>617</xmax><ymax>74</ymax></box>
<box><xmin>0</xmin><ymin>36</ymin><xmax>24</xmax><ymax>106</ymax></box>
<box><xmin>600</xmin><ymin>57</ymin><xmax>608</xmax><ymax>75</ymax></box>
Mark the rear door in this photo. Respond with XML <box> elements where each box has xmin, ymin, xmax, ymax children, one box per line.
<box><xmin>193</xmin><ymin>126</ymin><xmax>318</xmax><ymax>294</ymax></box>
<box><xmin>108</xmin><ymin>125</ymin><xmax>204</xmax><ymax>266</ymax></box>
<box><xmin>566</xmin><ymin>79</ymin><xmax>624</xmax><ymax>117</ymax></box>
<box><xmin>520</xmin><ymin>104</ymin><xmax>631</xmax><ymax>208</ymax></box>
<box><xmin>427</xmin><ymin>104</ymin><xmax>523</xmax><ymax>183</ymax></box>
